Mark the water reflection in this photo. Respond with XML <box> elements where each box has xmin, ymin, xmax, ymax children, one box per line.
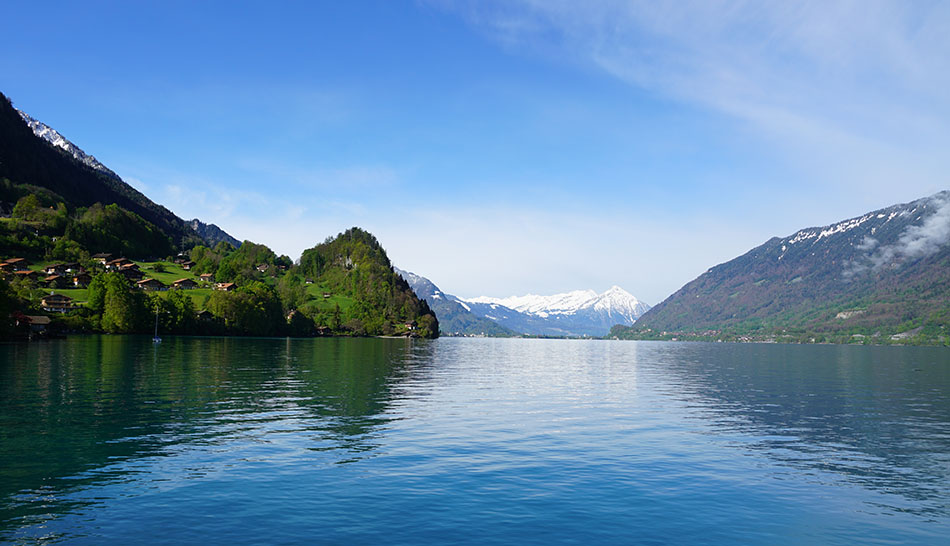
<box><xmin>1</xmin><ymin>337</ymin><xmax>949</xmax><ymax>543</ymax></box>
<box><xmin>646</xmin><ymin>342</ymin><xmax>950</xmax><ymax>518</ymax></box>
<box><xmin>0</xmin><ymin>336</ymin><xmax>429</xmax><ymax>535</ymax></box>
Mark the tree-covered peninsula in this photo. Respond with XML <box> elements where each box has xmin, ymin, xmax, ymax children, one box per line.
<box><xmin>1</xmin><ymin>227</ymin><xmax>438</xmax><ymax>339</ymax></box>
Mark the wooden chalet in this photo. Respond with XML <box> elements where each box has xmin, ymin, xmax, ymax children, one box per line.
<box><xmin>42</xmin><ymin>293</ymin><xmax>76</xmax><ymax>313</ymax></box>
<box><xmin>196</xmin><ymin>309</ymin><xmax>215</xmax><ymax>322</ymax></box>
<box><xmin>136</xmin><ymin>278</ymin><xmax>167</xmax><ymax>291</ymax></box>
<box><xmin>172</xmin><ymin>278</ymin><xmax>198</xmax><ymax>290</ymax></box>
<box><xmin>43</xmin><ymin>274</ymin><xmax>69</xmax><ymax>289</ymax></box>
<box><xmin>2</xmin><ymin>258</ymin><xmax>31</xmax><ymax>271</ymax></box>
<box><xmin>45</xmin><ymin>263</ymin><xmax>66</xmax><ymax>275</ymax></box>
<box><xmin>73</xmin><ymin>273</ymin><xmax>92</xmax><ymax>288</ymax></box>
<box><xmin>106</xmin><ymin>258</ymin><xmax>134</xmax><ymax>271</ymax></box>
<box><xmin>92</xmin><ymin>253</ymin><xmax>113</xmax><ymax>264</ymax></box>
<box><xmin>12</xmin><ymin>270</ymin><xmax>39</xmax><ymax>281</ymax></box>
<box><xmin>181</xmin><ymin>261</ymin><xmax>196</xmax><ymax>270</ymax></box>
<box><xmin>119</xmin><ymin>267</ymin><xmax>144</xmax><ymax>282</ymax></box>
<box><xmin>198</xmin><ymin>273</ymin><xmax>214</xmax><ymax>282</ymax></box>
<box><xmin>215</xmin><ymin>282</ymin><xmax>236</xmax><ymax>291</ymax></box>
<box><xmin>256</xmin><ymin>264</ymin><xmax>270</xmax><ymax>273</ymax></box>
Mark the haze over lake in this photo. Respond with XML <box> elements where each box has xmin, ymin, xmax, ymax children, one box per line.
<box><xmin>2</xmin><ymin>336</ymin><xmax>948</xmax><ymax>544</ymax></box>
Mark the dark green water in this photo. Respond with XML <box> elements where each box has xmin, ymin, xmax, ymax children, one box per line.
<box><xmin>1</xmin><ymin>336</ymin><xmax>948</xmax><ymax>544</ymax></box>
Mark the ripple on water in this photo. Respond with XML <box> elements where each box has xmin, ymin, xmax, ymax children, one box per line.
<box><xmin>1</xmin><ymin>337</ymin><xmax>949</xmax><ymax>544</ymax></box>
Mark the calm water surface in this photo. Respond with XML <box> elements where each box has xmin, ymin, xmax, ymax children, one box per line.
<box><xmin>1</xmin><ymin>337</ymin><xmax>948</xmax><ymax>544</ymax></box>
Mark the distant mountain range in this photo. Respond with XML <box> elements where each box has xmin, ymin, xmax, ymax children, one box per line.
<box><xmin>463</xmin><ymin>287</ymin><xmax>649</xmax><ymax>337</ymax></box>
<box><xmin>395</xmin><ymin>268</ymin><xmax>518</xmax><ymax>336</ymax></box>
<box><xmin>0</xmin><ymin>94</ymin><xmax>239</xmax><ymax>250</ymax></box>
<box><xmin>616</xmin><ymin>191</ymin><xmax>950</xmax><ymax>344</ymax></box>
<box><xmin>397</xmin><ymin>267</ymin><xmax>649</xmax><ymax>337</ymax></box>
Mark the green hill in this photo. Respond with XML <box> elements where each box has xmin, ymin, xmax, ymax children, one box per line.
<box><xmin>296</xmin><ymin>228</ymin><xmax>438</xmax><ymax>337</ymax></box>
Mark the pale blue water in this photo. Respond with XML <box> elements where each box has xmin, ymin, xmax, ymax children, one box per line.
<box><xmin>1</xmin><ymin>337</ymin><xmax>949</xmax><ymax>544</ymax></box>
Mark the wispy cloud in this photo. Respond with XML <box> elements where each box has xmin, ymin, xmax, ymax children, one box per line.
<box><xmin>116</xmin><ymin>149</ymin><xmax>768</xmax><ymax>303</ymax></box>
<box><xmin>379</xmin><ymin>204</ymin><xmax>760</xmax><ymax>304</ymax></box>
<box><xmin>435</xmin><ymin>0</ymin><xmax>950</xmax><ymax>200</ymax></box>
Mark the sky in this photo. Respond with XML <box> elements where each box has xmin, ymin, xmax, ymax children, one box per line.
<box><xmin>2</xmin><ymin>1</ymin><xmax>948</xmax><ymax>304</ymax></box>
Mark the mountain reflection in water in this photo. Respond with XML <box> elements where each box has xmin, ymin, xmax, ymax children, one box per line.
<box><xmin>1</xmin><ymin>337</ymin><xmax>948</xmax><ymax>544</ymax></box>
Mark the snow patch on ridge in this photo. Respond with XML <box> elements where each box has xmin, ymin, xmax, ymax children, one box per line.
<box><xmin>16</xmin><ymin>109</ymin><xmax>118</xmax><ymax>178</ymax></box>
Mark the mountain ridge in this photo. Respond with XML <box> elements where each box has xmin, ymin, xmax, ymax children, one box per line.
<box><xmin>16</xmin><ymin>109</ymin><xmax>119</xmax><ymax>179</ymax></box>
<box><xmin>1</xmin><ymin>93</ymin><xmax>239</xmax><ymax>250</ymax></box>
<box><xmin>615</xmin><ymin>190</ymin><xmax>950</xmax><ymax>344</ymax></box>
<box><xmin>395</xmin><ymin>267</ymin><xmax>518</xmax><ymax>336</ymax></box>
<box><xmin>188</xmin><ymin>218</ymin><xmax>241</xmax><ymax>249</ymax></box>
<box><xmin>465</xmin><ymin>285</ymin><xmax>649</xmax><ymax>320</ymax></box>
<box><xmin>461</xmin><ymin>285</ymin><xmax>649</xmax><ymax>337</ymax></box>
<box><xmin>395</xmin><ymin>272</ymin><xmax>650</xmax><ymax>337</ymax></box>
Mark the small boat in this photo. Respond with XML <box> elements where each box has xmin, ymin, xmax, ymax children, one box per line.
<box><xmin>153</xmin><ymin>306</ymin><xmax>162</xmax><ymax>343</ymax></box>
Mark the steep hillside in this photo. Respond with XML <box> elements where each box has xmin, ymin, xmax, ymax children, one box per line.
<box><xmin>0</xmin><ymin>92</ymin><xmax>237</xmax><ymax>249</ymax></box>
<box><xmin>395</xmin><ymin>268</ymin><xmax>517</xmax><ymax>336</ymax></box>
<box><xmin>616</xmin><ymin>191</ymin><xmax>950</xmax><ymax>344</ymax></box>
<box><xmin>297</xmin><ymin>228</ymin><xmax>439</xmax><ymax>337</ymax></box>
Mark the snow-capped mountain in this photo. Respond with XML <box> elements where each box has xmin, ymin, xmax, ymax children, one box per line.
<box><xmin>625</xmin><ymin>190</ymin><xmax>950</xmax><ymax>337</ymax></box>
<box><xmin>395</xmin><ymin>268</ymin><xmax>517</xmax><ymax>336</ymax></box>
<box><xmin>462</xmin><ymin>286</ymin><xmax>650</xmax><ymax>337</ymax></box>
<box><xmin>395</xmin><ymin>268</ymin><xmax>648</xmax><ymax>337</ymax></box>
<box><xmin>17</xmin><ymin>109</ymin><xmax>119</xmax><ymax>179</ymax></box>
<box><xmin>467</xmin><ymin>286</ymin><xmax>649</xmax><ymax>321</ymax></box>
<box><xmin>13</xmin><ymin>106</ymin><xmax>240</xmax><ymax>249</ymax></box>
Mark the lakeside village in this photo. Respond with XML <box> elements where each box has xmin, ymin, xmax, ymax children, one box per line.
<box><xmin>1</xmin><ymin>252</ymin><xmax>423</xmax><ymax>340</ymax></box>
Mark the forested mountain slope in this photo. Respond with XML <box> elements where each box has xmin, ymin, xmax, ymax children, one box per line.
<box><xmin>0</xmin><ymin>92</ymin><xmax>236</xmax><ymax>250</ymax></box>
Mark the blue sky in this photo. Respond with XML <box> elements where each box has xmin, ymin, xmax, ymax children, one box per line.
<box><xmin>2</xmin><ymin>1</ymin><xmax>948</xmax><ymax>304</ymax></box>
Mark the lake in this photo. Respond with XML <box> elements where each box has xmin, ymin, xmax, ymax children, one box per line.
<box><xmin>1</xmin><ymin>336</ymin><xmax>948</xmax><ymax>544</ymax></box>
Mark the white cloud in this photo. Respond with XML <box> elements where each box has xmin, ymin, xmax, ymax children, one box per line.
<box><xmin>847</xmin><ymin>193</ymin><xmax>950</xmax><ymax>277</ymax></box>
<box><xmin>377</xmin><ymin>205</ymin><xmax>759</xmax><ymax>305</ymax></box>
<box><xmin>116</xmin><ymin>160</ymin><xmax>774</xmax><ymax>303</ymax></box>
